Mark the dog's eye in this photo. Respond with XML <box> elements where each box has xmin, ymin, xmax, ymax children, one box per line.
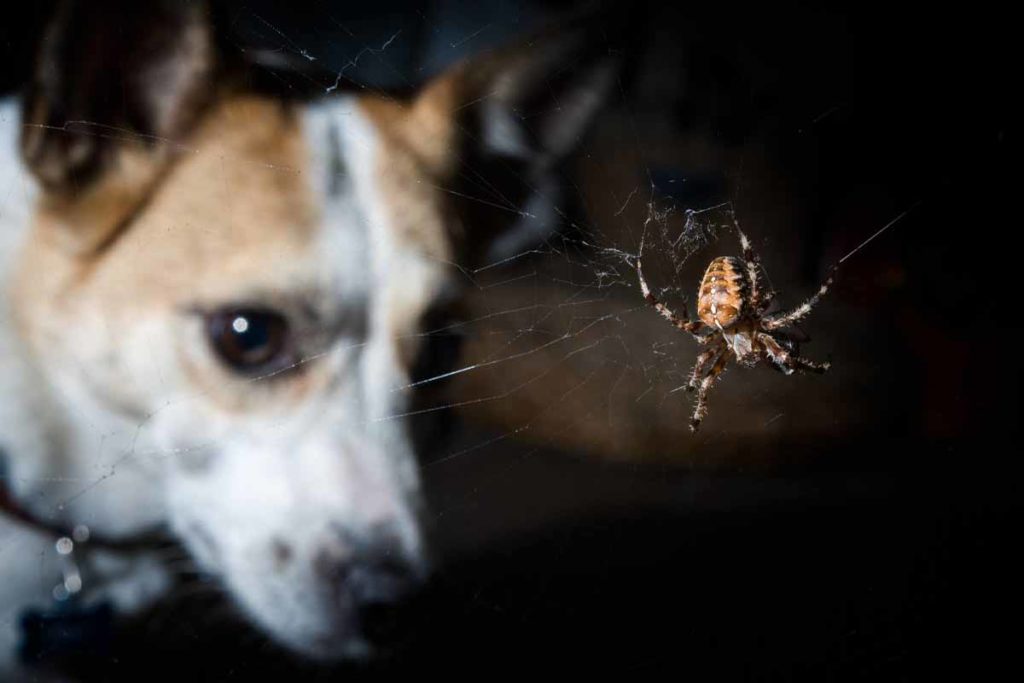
<box><xmin>206</xmin><ymin>308</ymin><xmax>292</xmax><ymax>375</ymax></box>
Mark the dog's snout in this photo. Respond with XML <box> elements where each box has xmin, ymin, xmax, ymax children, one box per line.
<box><xmin>313</xmin><ymin>527</ymin><xmax>423</xmax><ymax>608</ymax></box>
<box><xmin>311</xmin><ymin>527</ymin><xmax>424</xmax><ymax>646</ymax></box>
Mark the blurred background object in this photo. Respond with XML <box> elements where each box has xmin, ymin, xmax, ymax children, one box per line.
<box><xmin>1</xmin><ymin>0</ymin><xmax>1018</xmax><ymax>678</ymax></box>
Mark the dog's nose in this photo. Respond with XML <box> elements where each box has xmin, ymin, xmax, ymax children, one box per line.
<box><xmin>314</xmin><ymin>535</ymin><xmax>423</xmax><ymax>644</ymax></box>
<box><xmin>313</xmin><ymin>527</ymin><xmax>425</xmax><ymax>641</ymax></box>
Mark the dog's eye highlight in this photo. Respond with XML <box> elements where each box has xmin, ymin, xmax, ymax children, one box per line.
<box><xmin>206</xmin><ymin>308</ymin><xmax>292</xmax><ymax>375</ymax></box>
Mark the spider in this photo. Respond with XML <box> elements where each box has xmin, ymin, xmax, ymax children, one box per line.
<box><xmin>635</xmin><ymin>223</ymin><xmax>836</xmax><ymax>432</ymax></box>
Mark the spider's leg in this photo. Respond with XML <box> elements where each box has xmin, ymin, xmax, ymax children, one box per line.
<box><xmin>687</xmin><ymin>342</ymin><xmax>724</xmax><ymax>391</ymax></box>
<box><xmin>758</xmin><ymin>333</ymin><xmax>830</xmax><ymax>374</ymax></box>
<box><xmin>734</xmin><ymin>218</ymin><xmax>765</xmax><ymax>309</ymax></box>
<box><xmin>636</xmin><ymin>250</ymin><xmax>706</xmax><ymax>340</ymax></box>
<box><xmin>757</xmin><ymin>333</ymin><xmax>795</xmax><ymax>375</ymax></box>
<box><xmin>757</xmin><ymin>288</ymin><xmax>776</xmax><ymax>316</ymax></box>
<box><xmin>763</xmin><ymin>265</ymin><xmax>838</xmax><ymax>330</ymax></box>
<box><xmin>690</xmin><ymin>349</ymin><xmax>730</xmax><ymax>432</ymax></box>
<box><xmin>789</xmin><ymin>356</ymin><xmax>830</xmax><ymax>373</ymax></box>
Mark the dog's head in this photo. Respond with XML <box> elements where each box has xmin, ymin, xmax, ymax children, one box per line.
<box><xmin>8</xmin><ymin>1</ymin><xmax>614</xmax><ymax>659</ymax></box>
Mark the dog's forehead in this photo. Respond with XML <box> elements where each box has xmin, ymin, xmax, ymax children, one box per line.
<box><xmin>34</xmin><ymin>92</ymin><xmax>451</xmax><ymax>314</ymax></box>
<box><xmin>136</xmin><ymin>94</ymin><xmax>363</xmax><ymax>303</ymax></box>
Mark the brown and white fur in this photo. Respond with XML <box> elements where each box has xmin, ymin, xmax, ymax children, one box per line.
<box><xmin>0</xmin><ymin>2</ymin><xmax>614</xmax><ymax>675</ymax></box>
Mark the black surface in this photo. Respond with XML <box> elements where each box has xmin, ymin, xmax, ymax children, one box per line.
<box><xmin>3</xmin><ymin>2</ymin><xmax>1017</xmax><ymax>680</ymax></box>
<box><xmin>45</xmin><ymin>434</ymin><xmax>1020</xmax><ymax>681</ymax></box>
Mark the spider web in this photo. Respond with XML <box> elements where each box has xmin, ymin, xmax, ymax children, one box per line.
<box><xmin>0</xmin><ymin>5</ymin><xmax>777</xmax><ymax>534</ymax></box>
<box><xmin>413</xmin><ymin>186</ymin><xmax>738</xmax><ymax>465</ymax></box>
<box><xmin>0</xmin><ymin>3</ymin><xmax>917</xmax><ymax>672</ymax></box>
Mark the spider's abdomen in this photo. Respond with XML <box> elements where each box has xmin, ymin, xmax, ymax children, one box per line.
<box><xmin>697</xmin><ymin>256</ymin><xmax>748</xmax><ymax>328</ymax></box>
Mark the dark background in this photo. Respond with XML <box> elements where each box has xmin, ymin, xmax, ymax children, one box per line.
<box><xmin>2</xmin><ymin>1</ymin><xmax>1019</xmax><ymax>679</ymax></box>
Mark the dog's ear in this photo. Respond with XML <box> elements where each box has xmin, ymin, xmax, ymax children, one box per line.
<box><xmin>20</xmin><ymin>0</ymin><xmax>215</xmax><ymax>250</ymax></box>
<box><xmin>406</xmin><ymin>15</ymin><xmax>621</xmax><ymax>265</ymax></box>
<box><xmin>21</xmin><ymin>0</ymin><xmax>215</xmax><ymax>191</ymax></box>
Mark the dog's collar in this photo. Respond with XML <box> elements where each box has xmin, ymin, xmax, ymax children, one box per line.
<box><xmin>0</xmin><ymin>453</ymin><xmax>173</xmax><ymax>554</ymax></box>
<box><xmin>1</xmin><ymin>451</ymin><xmax>179</xmax><ymax>667</ymax></box>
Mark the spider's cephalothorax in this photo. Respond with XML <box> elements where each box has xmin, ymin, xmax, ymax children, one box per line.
<box><xmin>636</xmin><ymin>226</ymin><xmax>835</xmax><ymax>432</ymax></box>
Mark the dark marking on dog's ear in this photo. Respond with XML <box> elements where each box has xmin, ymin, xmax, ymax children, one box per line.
<box><xmin>459</xmin><ymin>18</ymin><xmax>620</xmax><ymax>167</ymax></box>
<box><xmin>413</xmin><ymin>10</ymin><xmax>626</xmax><ymax>266</ymax></box>
<box><xmin>20</xmin><ymin>0</ymin><xmax>215</xmax><ymax>193</ymax></box>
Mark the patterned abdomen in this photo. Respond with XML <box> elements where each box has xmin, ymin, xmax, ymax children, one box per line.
<box><xmin>697</xmin><ymin>256</ymin><xmax>748</xmax><ymax>328</ymax></box>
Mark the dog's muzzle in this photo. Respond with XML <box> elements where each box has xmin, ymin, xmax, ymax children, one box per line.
<box><xmin>314</xmin><ymin>531</ymin><xmax>426</xmax><ymax>647</ymax></box>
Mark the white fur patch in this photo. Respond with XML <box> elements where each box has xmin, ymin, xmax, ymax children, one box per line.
<box><xmin>1</xmin><ymin>100</ymin><xmax>173</xmax><ymax>676</ymax></box>
<box><xmin>0</xmin><ymin>91</ymin><xmax>445</xmax><ymax>669</ymax></box>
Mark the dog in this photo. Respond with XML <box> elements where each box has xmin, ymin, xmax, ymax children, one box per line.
<box><xmin>0</xmin><ymin>1</ymin><xmax>615</xmax><ymax>677</ymax></box>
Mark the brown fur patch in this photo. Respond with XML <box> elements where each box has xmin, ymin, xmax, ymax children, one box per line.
<box><xmin>357</xmin><ymin>89</ymin><xmax>458</xmax><ymax>253</ymax></box>
<box><xmin>19</xmin><ymin>95</ymin><xmax>316</xmax><ymax>305</ymax></box>
<box><xmin>359</xmin><ymin>72</ymin><xmax>461</xmax><ymax>178</ymax></box>
<box><xmin>356</xmin><ymin>92</ymin><xmax>462</xmax><ymax>370</ymax></box>
<box><xmin>11</xmin><ymin>94</ymin><xmax>325</xmax><ymax>413</ymax></box>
